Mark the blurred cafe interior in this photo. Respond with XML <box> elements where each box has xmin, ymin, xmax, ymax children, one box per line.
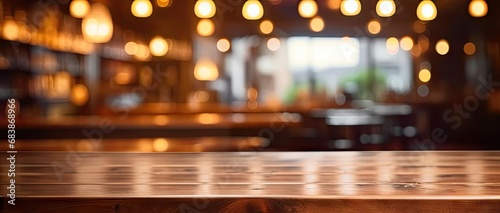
<box><xmin>0</xmin><ymin>0</ymin><xmax>500</xmax><ymax>152</ymax></box>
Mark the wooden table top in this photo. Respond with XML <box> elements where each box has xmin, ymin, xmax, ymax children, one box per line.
<box><xmin>2</xmin><ymin>151</ymin><xmax>500</xmax><ymax>212</ymax></box>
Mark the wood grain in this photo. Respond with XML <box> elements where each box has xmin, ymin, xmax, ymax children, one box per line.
<box><xmin>2</xmin><ymin>151</ymin><xmax>500</xmax><ymax>212</ymax></box>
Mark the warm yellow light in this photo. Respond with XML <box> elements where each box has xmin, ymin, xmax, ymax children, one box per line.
<box><xmin>340</xmin><ymin>0</ymin><xmax>361</xmax><ymax>16</ymax></box>
<box><xmin>386</xmin><ymin>37</ymin><xmax>399</xmax><ymax>55</ymax></box>
<box><xmin>149</xmin><ymin>36</ymin><xmax>169</xmax><ymax>56</ymax></box>
<box><xmin>309</xmin><ymin>16</ymin><xmax>324</xmax><ymax>32</ymax></box>
<box><xmin>327</xmin><ymin>0</ymin><xmax>342</xmax><ymax>10</ymax></box>
<box><xmin>82</xmin><ymin>3</ymin><xmax>114</xmax><ymax>43</ymax></box>
<box><xmin>131</xmin><ymin>0</ymin><xmax>153</xmax><ymax>18</ymax></box>
<box><xmin>197</xmin><ymin>113</ymin><xmax>221</xmax><ymax>124</ymax></box>
<box><xmin>464</xmin><ymin>42</ymin><xmax>476</xmax><ymax>55</ymax></box>
<box><xmin>197</xmin><ymin>19</ymin><xmax>215</xmax><ymax>36</ymax></box>
<box><xmin>400</xmin><ymin>36</ymin><xmax>414</xmax><ymax>51</ymax></box>
<box><xmin>259</xmin><ymin>20</ymin><xmax>273</xmax><ymax>34</ymax></box>
<box><xmin>267</xmin><ymin>37</ymin><xmax>281</xmax><ymax>51</ymax></box>
<box><xmin>156</xmin><ymin>0</ymin><xmax>172</xmax><ymax>8</ymax></box>
<box><xmin>125</xmin><ymin>42</ymin><xmax>138</xmax><ymax>55</ymax></box>
<box><xmin>153</xmin><ymin>115</ymin><xmax>169</xmax><ymax>125</ymax></box>
<box><xmin>435</xmin><ymin>39</ymin><xmax>449</xmax><ymax>55</ymax></box>
<box><xmin>194</xmin><ymin>57</ymin><xmax>219</xmax><ymax>81</ymax></box>
<box><xmin>416</xmin><ymin>0</ymin><xmax>437</xmax><ymax>21</ymax></box>
<box><xmin>298</xmin><ymin>0</ymin><xmax>318</xmax><ymax>18</ymax></box>
<box><xmin>217</xmin><ymin>38</ymin><xmax>231</xmax><ymax>52</ymax></box>
<box><xmin>153</xmin><ymin>138</ymin><xmax>169</xmax><ymax>152</ymax></box>
<box><xmin>114</xmin><ymin>71</ymin><xmax>133</xmax><ymax>85</ymax></box>
<box><xmin>419</xmin><ymin>69</ymin><xmax>431</xmax><ymax>83</ymax></box>
<box><xmin>469</xmin><ymin>0</ymin><xmax>487</xmax><ymax>17</ymax></box>
<box><xmin>366</xmin><ymin>20</ymin><xmax>381</xmax><ymax>35</ymax></box>
<box><xmin>70</xmin><ymin>84</ymin><xmax>89</xmax><ymax>106</ymax></box>
<box><xmin>376</xmin><ymin>0</ymin><xmax>396</xmax><ymax>17</ymax></box>
<box><xmin>1</xmin><ymin>18</ymin><xmax>18</xmax><ymax>41</ymax></box>
<box><xmin>70</xmin><ymin>0</ymin><xmax>90</xmax><ymax>18</ymax></box>
<box><xmin>195</xmin><ymin>0</ymin><xmax>216</xmax><ymax>18</ymax></box>
<box><xmin>242</xmin><ymin>0</ymin><xmax>264</xmax><ymax>20</ymax></box>
<box><xmin>134</xmin><ymin>43</ymin><xmax>151</xmax><ymax>60</ymax></box>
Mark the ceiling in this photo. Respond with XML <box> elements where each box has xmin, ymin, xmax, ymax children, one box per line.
<box><xmin>6</xmin><ymin>0</ymin><xmax>500</xmax><ymax>40</ymax></box>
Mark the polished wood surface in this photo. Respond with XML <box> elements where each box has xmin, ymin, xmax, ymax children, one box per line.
<box><xmin>2</xmin><ymin>151</ymin><xmax>500</xmax><ymax>212</ymax></box>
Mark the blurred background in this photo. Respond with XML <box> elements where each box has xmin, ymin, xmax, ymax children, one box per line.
<box><xmin>0</xmin><ymin>0</ymin><xmax>499</xmax><ymax>152</ymax></box>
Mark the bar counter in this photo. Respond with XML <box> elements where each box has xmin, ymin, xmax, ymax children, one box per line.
<box><xmin>2</xmin><ymin>151</ymin><xmax>500</xmax><ymax>212</ymax></box>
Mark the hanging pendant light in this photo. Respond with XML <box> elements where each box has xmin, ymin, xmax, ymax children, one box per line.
<box><xmin>195</xmin><ymin>0</ymin><xmax>216</xmax><ymax>18</ymax></box>
<box><xmin>242</xmin><ymin>0</ymin><xmax>264</xmax><ymax>20</ymax></box>
<box><xmin>469</xmin><ymin>0</ymin><xmax>488</xmax><ymax>17</ymax></box>
<box><xmin>82</xmin><ymin>3</ymin><xmax>114</xmax><ymax>43</ymax></box>
<box><xmin>131</xmin><ymin>0</ymin><xmax>153</xmax><ymax>18</ymax></box>
<box><xmin>416</xmin><ymin>0</ymin><xmax>437</xmax><ymax>21</ymax></box>
<box><xmin>70</xmin><ymin>0</ymin><xmax>90</xmax><ymax>18</ymax></box>
<box><xmin>376</xmin><ymin>0</ymin><xmax>396</xmax><ymax>17</ymax></box>
<box><xmin>340</xmin><ymin>0</ymin><xmax>361</xmax><ymax>16</ymax></box>
<box><xmin>298</xmin><ymin>0</ymin><xmax>318</xmax><ymax>18</ymax></box>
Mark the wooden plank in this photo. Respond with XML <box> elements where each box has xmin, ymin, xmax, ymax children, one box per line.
<box><xmin>1</xmin><ymin>151</ymin><xmax>499</xmax><ymax>212</ymax></box>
